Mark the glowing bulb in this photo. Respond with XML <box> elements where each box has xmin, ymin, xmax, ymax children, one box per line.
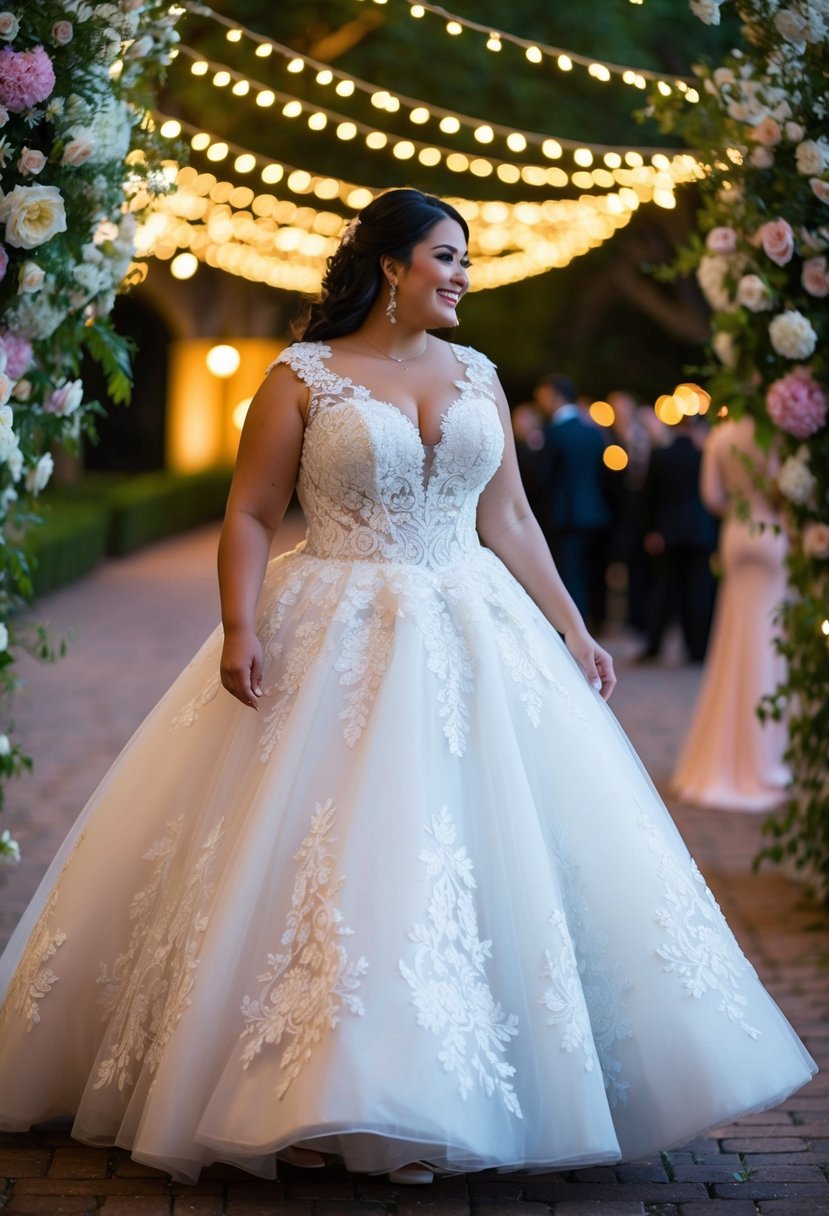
<box><xmin>255</xmin><ymin>43</ymin><xmax>273</xmax><ymax>57</ymax></box>
<box><xmin>411</xmin><ymin>3</ymin><xmax>425</xmax><ymax>14</ymax></box>
<box><xmin>335</xmin><ymin>79</ymin><xmax>355</xmax><ymax>97</ymax></box>
<box><xmin>418</xmin><ymin>147</ymin><xmax>442</xmax><ymax>166</ymax></box>
<box><xmin>190</xmin><ymin>60</ymin><xmax>208</xmax><ymax>75</ymax></box>
<box><xmin>603</xmin><ymin>152</ymin><xmax>622</xmax><ymax>168</ymax></box>
<box><xmin>366</xmin><ymin>131</ymin><xmax>388</xmax><ymax>149</ymax></box>
<box><xmin>283</xmin><ymin>101</ymin><xmax>303</xmax><ymax>118</ymax></box>
<box><xmin>170</xmin><ymin>252</ymin><xmax>198</xmax><ymax>280</ymax></box>
<box><xmin>588</xmin><ymin>63</ymin><xmax>611</xmax><ymax>82</ymax></box>
<box><xmin>261</xmin><ymin>163</ymin><xmax>284</xmax><ymax>184</ymax></box>
<box><xmin>371</xmin><ymin>91</ymin><xmax>390</xmax><ymax>108</ymax></box>
<box><xmin>226</xmin><ymin>28</ymin><xmax>242</xmax><ymax>41</ymax></box>
<box><xmin>573</xmin><ymin>148</ymin><xmax>593</xmax><ymax>167</ymax></box>
<box><xmin>410</xmin><ymin>106</ymin><xmax>430</xmax><ymax>124</ymax></box>
<box><xmin>446</xmin><ymin>20</ymin><xmax>462</xmax><ymax>34</ymax></box>
<box><xmin>308</xmin><ymin>112</ymin><xmax>328</xmax><ymax>130</ymax></box>
<box><xmin>160</xmin><ymin>119</ymin><xmax>181</xmax><ymax>138</ymax></box>
<box><xmin>440</xmin><ymin>116</ymin><xmax>461</xmax><ymax>134</ymax></box>
<box><xmin>487</xmin><ymin>34</ymin><xmax>501</xmax><ymax>51</ymax></box>
<box><xmin>206</xmin><ymin>344</ymin><xmax>240</xmax><ymax>378</ymax></box>
<box><xmin>231</xmin><ymin>80</ymin><xmax>249</xmax><ymax>96</ymax></box>
<box><xmin>507</xmin><ymin>132</ymin><xmax>527</xmax><ymax>153</ymax></box>
<box><xmin>589</xmin><ymin>401</ymin><xmax>616</xmax><ymax>428</ymax></box>
<box><xmin>657</xmin><ymin>80</ymin><xmax>672</xmax><ymax>96</ymax></box>
<box><xmin>557</xmin><ymin>55</ymin><xmax>572</xmax><ymax>71</ymax></box>
<box><xmin>287</xmin><ymin>57</ymin><xmax>304</xmax><ymax>73</ymax></box>
<box><xmin>603</xmin><ymin>445</ymin><xmax>628</xmax><ymax>471</ymax></box>
<box><xmin>624</xmin><ymin>150</ymin><xmax>644</xmax><ymax>167</ymax></box>
<box><xmin>316</xmin><ymin>69</ymin><xmax>333</xmax><ymax>85</ymax></box>
<box><xmin>393</xmin><ymin>140</ymin><xmax>416</xmax><ymax>159</ymax></box>
<box><xmin>542</xmin><ymin>139</ymin><xmax>562</xmax><ymax>159</ymax></box>
<box><xmin>256</xmin><ymin>90</ymin><xmax>275</xmax><ymax>107</ymax></box>
<box><xmin>212</xmin><ymin>70</ymin><xmax>231</xmax><ymax>87</ymax></box>
<box><xmin>474</xmin><ymin>125</ymin><xmax>494</xmax><ymax>143</ymax></box>
<box><xmin>234</xmin><ymin>154</ymin><xmax>256</xmax><ymax>173</ymax></box>
<box><xmin>336</xmin><ymin>122</ymin><xmax>357</xmax><ymax>140</ymax></box>
<box><xmin>206</xmin><ymin>142</ymin><xmax>228</xmax><ymax>162</ymax></box>
<box><xmin>822</xmin><ymin>620</ymin><xmax>829</xmax><ymax>637</ymax></box>
<box><xmin>287</xmin><ymin>169</ymin><xmax>312</xmax><ymax>192</ymax></box>
<box><xmin>191</xmin><ymin>132</ymin><xmax>210</xmax><ymax>151</ymax></box>
<box><xmin>525</xmin><ymin>45</ymin><xmax>543</xmax><ymax>64</ymax></box>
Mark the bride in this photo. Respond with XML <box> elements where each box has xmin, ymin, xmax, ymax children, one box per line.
<box><xmin>0</xmin><ymin>188</ymin><xmax>815</xmax><ymax>1186</ymax></box>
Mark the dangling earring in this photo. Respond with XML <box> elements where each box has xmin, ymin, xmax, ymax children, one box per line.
<box><xmin>386</xmin><ymin>281</ymin><xmax>397</xmax><ymax>325</ymax></box>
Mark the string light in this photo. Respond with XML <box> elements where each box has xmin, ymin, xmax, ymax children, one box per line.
<box><xmin>176</xmin><ymin>44</ymin><xmax>703</xmax><ymax>182</ymax></box>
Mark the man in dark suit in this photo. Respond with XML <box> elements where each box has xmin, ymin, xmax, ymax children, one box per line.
<box><xmin>523</xmin><ymin>373</ymin><xmax>613</xmax><ymax>629</ymax></box>
<box><xmin>638</xmin><ymin>416</ymin><xmax>719</xmax><ymax>662</ymax></box>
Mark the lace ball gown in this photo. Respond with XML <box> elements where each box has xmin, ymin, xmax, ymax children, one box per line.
<box><xmin>0</xmin><ymin>343</ymin><xmax>815</xmax><ymax>1183</ymax></box>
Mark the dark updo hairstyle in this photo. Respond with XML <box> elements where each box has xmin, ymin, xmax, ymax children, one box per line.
<box><xmin>297</xmin><ymin>188</ymin><xmax>469</xmax><ymax>342</ymax></box>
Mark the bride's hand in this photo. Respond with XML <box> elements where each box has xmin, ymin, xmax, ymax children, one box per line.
<box><xmin>220</xmin><ymin>626</ymin><xmax>264</xmax><ymax>709</ymax></box>
<box><xmin>564</xmin><ymin>628</ymin><xmax>617</xmax><ymax>702</ymax></box>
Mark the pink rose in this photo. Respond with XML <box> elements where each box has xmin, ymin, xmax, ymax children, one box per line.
<box><xmin>706</xmin><ymin>226</ymin><xmax>738</xmax><ymax>254</ymax></box>
<box><xmin>802</xmin><ymin>522</ymin><xmax>829</xmax><ymax>559</ymax></box>
<box><xmin>766</xmin><ymin>366</ymin><xmax>828</xmax><ymax>439</ymax></box>
<box><xmin>802</xmin><ymin>256</ymin><xmax>829</xmax><ymax>298</ymax></box>
<box><xmin>17</xmin><ymin>146</ymin><xmax>46</xmax><ymax>175</ymax></box>
<box><xmin>0</xmin><ymin>45</ymin><xmax>55</xmax><ymax>113</ymax></box>
<box><xmin>811</xmin><ymin>178</ymin><xmax>829</xmax><ymax>205</ymax></box>
<box><xmin>752</xmin><ymin>116</ymin><xmax>782</xmax><ymax>146</ymax></box>
<box><xmin>62</xmin><ymin>138</ymin><xmax>92</xmax><ymax>167</ymax></box>
<box><xmin>758</xmin><ymin>218</ymin><xmax>795</xmax><ymax>266</ymax></box>
<box><xmin>750</xmin><ymin>145</ymin><xmax>774</xmax><ymax>169</ymax></box>
<box><xmin>0</xmin><ymin>243</ymin><xmax>7</xmax><ymax>283</ymax></box>
<box><xmin>51</xmin><ymin>21</ymin><xmax>73</xmax><ymax>45</ymax></box>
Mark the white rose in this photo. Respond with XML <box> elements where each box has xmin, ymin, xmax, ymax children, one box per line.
<box><xmin>0</xmin><ymin>185</ymin><xmax>67</xmax><ymax>251</ymax></box>
<box><xmin>25</xmin><ymin>452</ymin><xmax>54</xmax><ymax>496</ymax></box>
<box><xmin>696</xmin><ymin>254</ymin><xmax>733</xmax><ymax>312</ymax></box>
<box><xmin>0</xmin><ymin>622</ymin><xmax>7</xmax><ymax>650</ymax></box>
<box><xmin>0</xmin><ymin>11</ymin><xmax>19</xmax><ymax>39</ymax></box>
<box><xmin>736</xmin><ymin>273</ymin><xmax>774</xmax><ymax>311</ymax></box>
<box><xmin>62</xmin><ymin>138</ymin><xmax>94</xmax><ymax>167</ymax></box>
<box><xmin>17</xmin><ymin>147</ymin><xmax>47</xmax><ymax>176</ymax></box>
<box><xmin>0</xmin><ymin>733</ymin><xmax>9</xmax><ymax>755</ymax></box>
<box><xmin>18</xmin><ymin>261</ymin><xmax>45</xmax><ymax>293</ymax></box>
<box><xmin>768</xmin><ymin>310</ymin><xmax>818</xmax><ymax>359</ymax></box>
<box><xmin>52</xmin><ymin>20</ymin><xmax>74</xmax><ymax>44</ymax></box>
<box><xmin>796</xmin><ymin>140</ymin><xmax>829</xmax><ymax>176</ymax></box>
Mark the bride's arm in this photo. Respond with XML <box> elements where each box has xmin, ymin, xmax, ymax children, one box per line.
<box><xmin>217</xmin><ymin>364</ymin><xmax>306</xmax><ymax>708</ymax></box>
<box><xmin>476</xmin><ymin>379</ymin><xmax>617</xmax><ymax>700</ymax></box>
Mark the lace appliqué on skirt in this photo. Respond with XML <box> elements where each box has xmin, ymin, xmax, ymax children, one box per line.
<box><xmin>400</xmin><ymin>806</ymin><xmax>522</xmax><ymax>1117</ymax></box>
<box><xmin>638</xmin><ymin>812</ymin><xmax>760</xmax><ymax>1038</ymax></box>
<box><xmin>95</xmin><ymin>817</ymin><xmax>225</xmax><ymax>1092</ymax></box>
<box><xmin>239</xmin><ymin>799</ymin><xmax>368</xmax><ymax>1099</ymax></box>
<box><xmin>541</xmin><ymin>910</ymin><xmax>600</xmax><ymax>1074</ymax></box>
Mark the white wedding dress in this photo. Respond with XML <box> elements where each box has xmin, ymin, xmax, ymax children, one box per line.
<box><xmin>0</xmin><ymin>342</ymin><xmax>815</xmax><ymax>1183</ymax></box>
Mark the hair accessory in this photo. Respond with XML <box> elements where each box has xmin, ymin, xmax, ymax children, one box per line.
<box><xmin>386</xmin><ymin>280</ymin><xmax>398</xmax><ymax>325</ymax></box>
<box><xmin>340</xmin><ymin>216</ymin><xmax>361</xmax><ymax>247</ymax></box>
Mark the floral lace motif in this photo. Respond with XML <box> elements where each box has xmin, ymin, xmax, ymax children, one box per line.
<box><xmin>400</xmin><ymin>806</ymin><xmax>522</xmax><ymax>1117</ymax></box>
<box><xmin>239</xmin><ymin>799</ymin><xmax>368</xmax><ymax>1098</ymax></box>
<box><xmin>540</xmin><ymin>910</ymin><xmax>599</xmax><ymax>1074</ymax></box>
<box><xmin>94</xmin><ymin>816</ymin><xmax>225</xmax><ymax>1091</ymax></box>
<box><xmin>638</xmin><ymin>812</ymin><xmax>760</xmax><ymax>1038</ymax></box>
<box><xmin>548</xmin><ymin>829</ymin><xmax>633</xmax><ymax>1107</ymax></box>
<box><xmin>0</xmin><ymin>832</ymin><xmax>86</xmax><ymax>1031</ymax></box>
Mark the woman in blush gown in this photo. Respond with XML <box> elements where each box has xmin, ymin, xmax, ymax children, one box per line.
<box><xmin>0</xmin><ymin>191</ymin><xmax>815</xmax><ymax>1186</ymax></box>
<box><xmin>673</xmin><ymin>415</ymin><xmax>790</xmax><ymax>812</ymax></box>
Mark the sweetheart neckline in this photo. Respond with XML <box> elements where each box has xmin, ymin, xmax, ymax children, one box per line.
<box><xmin>316</xmin><ymin>341</ymin><xmax>471</xmax><ymax>451</ymax></box>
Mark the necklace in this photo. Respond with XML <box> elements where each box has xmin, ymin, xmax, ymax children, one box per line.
<box><xmin>359</xmin><ymin>335</ymin><xmax>428</xmax><ymax>366</ymax></box>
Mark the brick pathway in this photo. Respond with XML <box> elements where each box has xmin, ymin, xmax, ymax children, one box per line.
<box><xmin>1</xmin><ymin>520</ymin><xmax>827</xmax><ymax>1215</ymax></box>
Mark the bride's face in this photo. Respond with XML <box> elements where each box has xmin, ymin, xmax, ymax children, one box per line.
<box><xmin>394</xmin><ymin>217</ymin><xmax>470</xmax><ymax>329</ymax></box>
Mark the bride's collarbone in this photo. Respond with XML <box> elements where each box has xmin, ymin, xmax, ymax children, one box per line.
<box><xmin>324</xmin><ymin>350</ymin><xmax>465</xmax><ymax>443</ymax></box>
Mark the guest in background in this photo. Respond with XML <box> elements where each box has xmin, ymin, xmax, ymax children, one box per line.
<box><xmin>607</xmin><ymin>390</ymin><xmax>653</xmax><ymax>635</ymax></box>
<box><xmin>524</xmin><ymin>373</ymin><xmax>612</xmax><ymax>630</ymax></box>
<box><xmin>673</xmin><ymin>415</ymin><xmax>790</xmax><ymax>811</ymax></box>
<box><xmin>638</xmin><ymin>415</ymin><xmax>718</xmax><ymax>663</ymax></box>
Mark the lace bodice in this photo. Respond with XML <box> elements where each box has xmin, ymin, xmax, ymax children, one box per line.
<box><xmin>272</xmin><ymin>341</ymin><xmax>504</xmax><ymax>568</ymax></box>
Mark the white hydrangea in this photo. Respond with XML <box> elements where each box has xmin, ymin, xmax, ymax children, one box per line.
<box><xmin>4</xmin><ymin>290</ymin><xmax>65</xmax><ymax>340</ymax></box>
<box><xmin>66</xmin><ymin>97</ymin><xmax>132</xmax><ymax>166</ymax></box>
<box><xmin>778</xmin><ymin>450</ymin><xmax>817</xmax><ymax>504</ymax></box>
<box><xmin>769</xmin><ymin>309</ymin><xmax>818</xmax><ymax>358</ymax></box>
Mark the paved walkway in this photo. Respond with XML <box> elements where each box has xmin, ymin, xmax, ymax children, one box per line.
<box><xmin>1</xmin><ymin>520</ymin><xmax>827</xmax><ymax>1215</ymax></box>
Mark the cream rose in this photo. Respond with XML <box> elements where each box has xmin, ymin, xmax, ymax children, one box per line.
<box><xmin>796</xmin><ymin>140</ymin><xmax>829</xmax><ymax>176</ymax></box>
<box><xmin>52</xmin><ymin>20</ymin><xmax>73</xmax><ymax>44</ymax></box>
<box><xmin>0</xmin><ymin>184</ymin><xmax>67</xmax><ymax>250</ymax></box>
<box><xmin>61</xmin><ymin>138</ymin><xmax>93</xmax><ymax>167</ymax></box>
<box><xmin>769</xmin><ymin>310</ymin><xmax>818</xmax><ymax>360</ymax></box>
<box><xmin>17</xmin><ymin>147</ymin><xmax>46</xmax><ymax>176</ymax></box>
<box><xmin>0</xmin><ymin>11</ymin><xmax>19</xmax><ymax>39</ymax></box>
<box><xmin>802</xmin><ymin>257</ymin><xmax>829</xmax><ymax>298</ymax></box>
<box><xmin>17</xmin><ymin>260</ymin><xmax>44</xmax><ymax>293</ymax></box>
<box><xmin>736</xmin><ymin>274</ymin><xmax>773</xmax><ymax>311</ymax></box>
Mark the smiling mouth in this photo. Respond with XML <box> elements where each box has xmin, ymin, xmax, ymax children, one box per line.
<box><xmin>437</xmin><ymin>290</ymin><xmax>460</xmax><ymax>306</ymax></box>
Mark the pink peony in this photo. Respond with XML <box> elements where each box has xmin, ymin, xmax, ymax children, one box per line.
<box><xmin>0</xmin><ymin>243</ymin><xmax>7</xmax><ymax>283</ymax></box>
<box><xmin>706</xmin><ymin>226</ymin><xmax>738</xmax><ymax>254</ymax></box>
<box><xmin>802</xmin><ymin>256</ymin><xmax>829</xmax><ymax>298</ymax></box>
<box><xmin>802</xmin><ymin>522</ymin><xmax>829</xmax><ymax>559</ymax></box>
<box><xmin>766</xmin><ymin>366</ymin><xmax>828</xmax><ymax>439</ymax></box>
<box><xmin>752</xmin><ymin>116</ymin><xmax>782</xmax><ymax>146</ymax></box>
<box><xmin>0</xmin><ymin>46</ymin><xmax>55</xmax><ymax>113</ymax></box>
<box><xmin>0</xmin><ymin>331</ymin><xmax>33</xmax><ymax>379</ymax></box>
<box><xmin>758</xmin><ymin>217</ymin><xmax>795</xmax><ymax>266</ymax></box>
